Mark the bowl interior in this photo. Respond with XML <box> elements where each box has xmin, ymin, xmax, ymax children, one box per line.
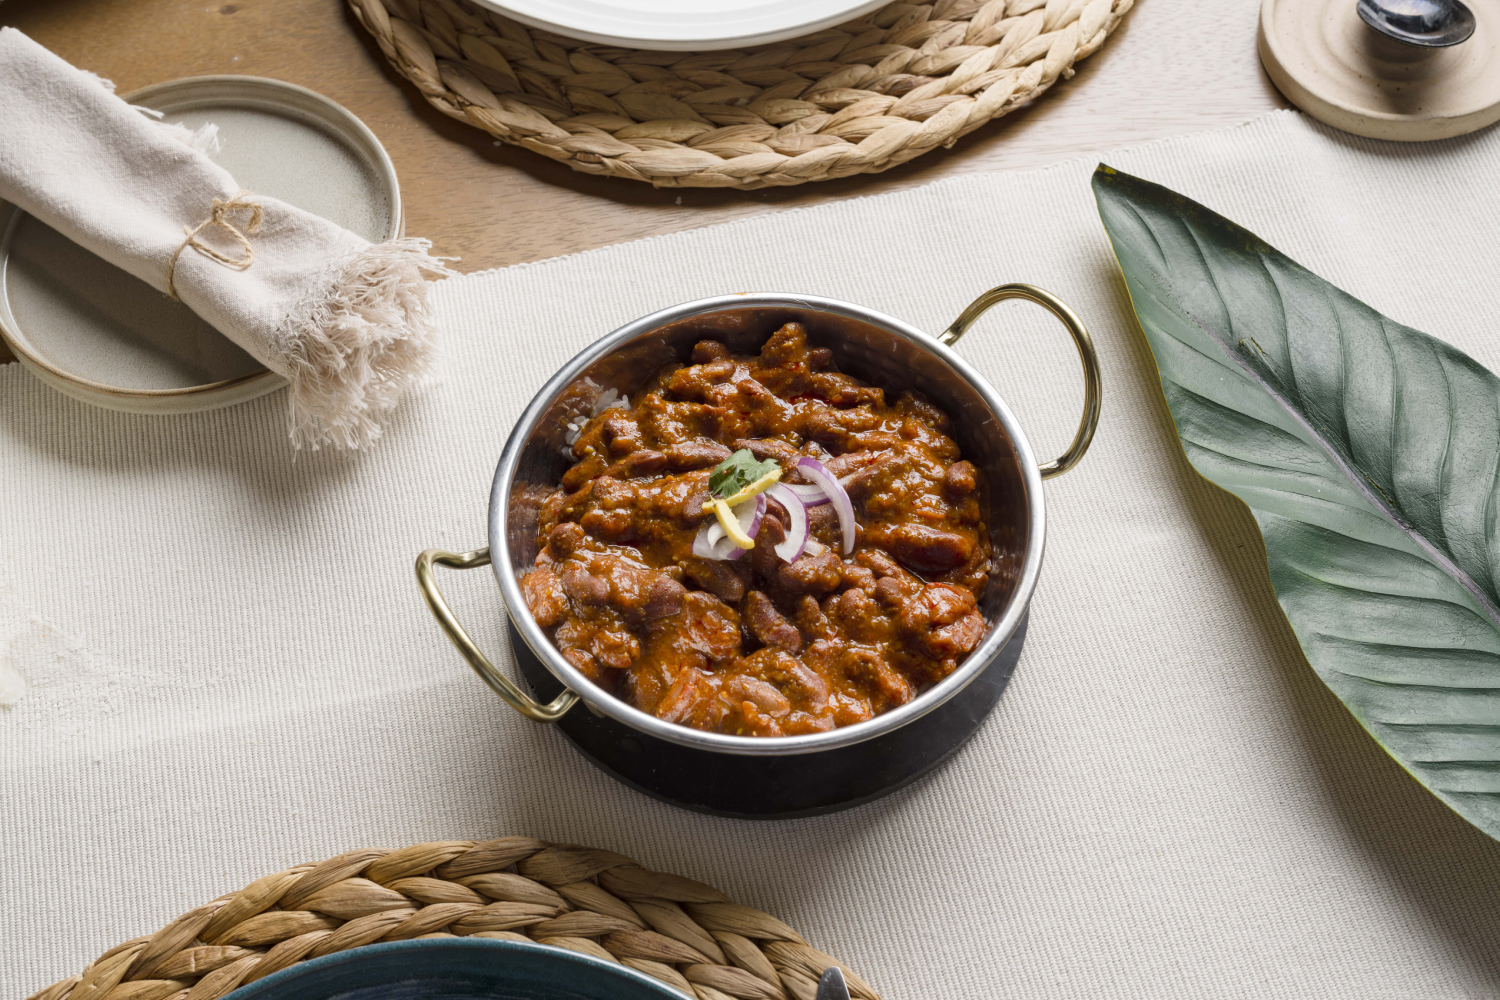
<box><xmin>498</xmin><ymin>299</ymin><xmax>1038</xmax><ymax>752</ymax></box>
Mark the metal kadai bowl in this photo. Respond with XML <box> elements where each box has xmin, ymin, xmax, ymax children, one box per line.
<box><xmin>417</xmin><ymin>287</ymin><xmax>1100</xmax><ymax>819</ymax></box>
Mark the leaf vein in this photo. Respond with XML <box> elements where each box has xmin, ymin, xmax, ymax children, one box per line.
<box><xmin>1308</xmin><ymin>633</ymin><xmax>1500</xmax><ymax>659</ymax></box>
<box><xmin>1254</xmin><ymin>252</ymin><xmax>1297</xmax><ymax>397</ymax></box>
<box><xmin>1325</xmin><ymin>668</ymin><xmax>1500</xmax><ymax>695</ymax></box>
<box><xmin>1120</xmin><ymin>201</ymin><xmax>1169</xmax><ymax>268</ymax></box>
<box><xmin>1286</xmin><ymin>566</ymin><xmax>1481</xmax><ymax>615</ymax></box>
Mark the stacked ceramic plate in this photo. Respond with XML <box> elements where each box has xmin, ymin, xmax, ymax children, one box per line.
<box><xmin>469</xmin><ymin>0</ymin><xmax>889</xmax><ymax>50</ymax></box>
<box><xmin>0</xmin><ymin>76</ymin><xmax>401</xmax><ymax>414</ymax></box>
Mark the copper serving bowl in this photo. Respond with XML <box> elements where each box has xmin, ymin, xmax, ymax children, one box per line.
<box><xmin>416</xmin><ymin>287</ymin><xmax>1099</xmax><ymax>813</ymax></box>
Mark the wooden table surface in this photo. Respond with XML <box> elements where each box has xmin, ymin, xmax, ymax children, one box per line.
<box><xmin>0</xmin><ymin>0</ymin><xmax>1286</xmax><ymax>366</ymax></box>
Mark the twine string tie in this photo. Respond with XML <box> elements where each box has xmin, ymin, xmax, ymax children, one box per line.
<box><xmin>166</xmin><ymin>192</ymin><xmax>263</xmax><ymax>301</ymax></box>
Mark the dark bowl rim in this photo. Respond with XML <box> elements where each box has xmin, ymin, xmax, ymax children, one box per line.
<box><xmin>227</xmin><ymin>937</ymin><xmax>682</xmax><ymax>999</ymax></box>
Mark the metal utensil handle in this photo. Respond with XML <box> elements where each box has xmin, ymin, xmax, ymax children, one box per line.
<box><xmin>415</xmin><ymin>547</ymin><xmax>580</xmax><ymax>722</ymax></box>
<box><xmin>815</xmin><ymin>966</ymin><xmax>852</xmax><ymax>1000</ymax></box>
<box><xmin>939</xmin><ymin>282</ymin><xmax>1101</xmax><ymax>479</ymax></box>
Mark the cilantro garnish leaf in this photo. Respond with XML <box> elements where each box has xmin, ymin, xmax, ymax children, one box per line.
<box><xmin>709</xmin><ymin>450</ymin><xmax>778</xmax><ymax>498</ymax></box>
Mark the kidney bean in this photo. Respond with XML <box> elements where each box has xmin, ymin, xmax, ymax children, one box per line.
<box><xmin>561</xmin><ymin>455</ymin><xmax>604</xmax><ymax>491</ymax></box>
<box><xmin>803</xmin><ymin>410</ymin><xmax>851</xmax><ymax>449</ymax></box>
<box><xmin>842</xmin><ymin>453</ymin><xmax>899</xmax><ymax>501</ymax></box>
<box><xmin>672</xmin><ymin>591</ymin><xmax>743</xmax><ymax>663</ymax></box>
<box><xmin>883</xmin><ymin>523</ymin><xmax>975</xmax><ymax>573</ymax></box>
<box><xmin>848</xmin><ymin>431</ymin><xmax>903</xmax><ymax>453</ymax></box>
<box><xmin>733</xmin><ymin>437</ymin><xmax>799</xmax><ymax>464</ymax></box>
<box><xmin>684</xmin><ymin>559</ymin><xmax>746</xmax><ymax>602</ymax></box>
<box><xmin>777</xmin><ymin>550</ymin><xmax>843</xmax><ymax>595</ymax></box>
<box><xmin>855</xmin><ymin>548</ymin><xmax>902</xmax><ymax>578</ymax></box>
<box><xmin>654</xmin><ymin>668</ymin><xmax>723</xmax><ymax>728</ymax></box>
<box><xmin>745</xmin><ymin>591</ymin><xmax>801</xmax><ymax>653</ymax></box>
<box><xmin>751</xmin><ymin>514</ymin><xmax>786</xmax><ymax>578</ymax></box>
<box><xmin>896</xmin><ymin>389</ymin><xmax>952</xmax><ymax>433</ymax></box>
<box><xmin>806</xmin><ymin>503</ymin><xmax>838</xmax><ymax>539</ymax></box>
<box><xmin>521</xmin><ymin>566</ymin><xmax>568</xmax><ymax>627</ymax></box>
<box><xmin>602</xmin><ymin>415</ymin><xmax>642</xmax><ymax>456</ymax></box>
<box><xmin>664</xmin><ymin>440</ymin><xmax>732</xmax><ymax>470</ymax></box>
<box><xmin>591</xmin><ymin>629</ymin><xmax>640</xmax><ymax>670</ymax></box>
<box><xmin>668</xmin><ymin>360</ymin><xmax>736</xmax><ymax>401</ymax></box>
<box><xmin>547</xmin><ymin>522</ymin><xmax>585</xmax><ymax>558</ymax></box>
<box><xmin>829</xmin><ymin>585</ymin><xmax>860</xmax><ymax>617</ymax></box>
<box><xmin>934</xmin><ymin>613</ymin><xmax>986</xmax><ymax>657</ymax></box>
<box><xmin>793</xmin><ymin>594</ymin><xmax>832</xmax><ymax>641</ymax></box>
<box><xmin>559</xmin><ymin>561</ymin><xmax>609</xmax><ymax>607</ymax></box>
<box><xmin>579</xmin><ymin>507</ymin><xmax>635</xmax><ymax>543</ymax></box>
<box><xmin>740</xmin><ymin>376</ymin><xmax>775</xmax><ymax>399</ymax></box>
<box><xmin>641</xmin><ymin>575</ymin><xmax>686</xmax><ymax>621</ymax></box>
<box><xmin>561</xmin><ymin>646</ymin><xmax>597</xmax><ymax>675</ymax></box>
<box><xmin>841</xmin><ymin>564</ymin><xmax>877</xmax><ymax>594</ymax></box>
<box><xmin>680</xmin><ymin>487</ymin><xmax>712</xmax><ymax>526</ymax></box>
<box><xmin>726</xmin><ymin>674</ymin><xmax>791</xmax><ymax>717</ymax></box>
<box><xmin>899</xmin><ymin>583</ymin><xmax>986</xmax><ymax>658</ymax></box>
<box><xmin>840</xmin><ymin>647</ymin><xmax>913</xmax><ymax>708</ymax></box>
<box><xmin>945</xmin><ymin>460</ymin><xmax>977</xmax><ymax>497</ymax></box>
<box><xmin>874</xmin><ymin>574</ymin><xmax>917</xmax><ymax>608</ymax></box>
<box><xmin>823</xmin><ymin>450</ymin><xmax>877</xmax><ymax>477</ymax></box>
<box><xmin>756</xmin><ymin>323</ymin><xmax>807</xmax><ymax>362</ymax></box>
<box><xmin>691</xmin><ymin>339</ymin><xmax>729</xmax><ymax>363</ymax></box>
<box><xmin>786</xmin><ymin>661</ymin><xmax>830</xmax><ymax>710</ymax></box>
<box><xmin>622</xmin><ymin>449</ymin><xmax>667</xmax><ymax>476</ymax></box>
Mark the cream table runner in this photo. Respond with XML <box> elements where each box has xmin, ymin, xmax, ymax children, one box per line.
<box><xmin>6</xmin><ymin>110</ymin><xmax>1500</xmax><ymax>999</ymax></box>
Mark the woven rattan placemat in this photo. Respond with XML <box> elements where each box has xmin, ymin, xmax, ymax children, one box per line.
<box><xmin>347</xmin><ymin>0</ymin><xmax>1133</xmax><ymax>188</ymax></box>
<box><xmin>29</xmin><ymin>838</ymin><xmax>879</xmax><ymax>1000</ymax></box>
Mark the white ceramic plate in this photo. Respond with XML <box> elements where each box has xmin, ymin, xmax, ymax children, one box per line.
<box><xmin>471</xmin><ymin>0</ymin><xmax>890</xmax><ymax>51</ymax></box>
<box><xmin>0</xmin><ymin>76</ymin><xmax>401</xmax><ymax>415</ymax></box>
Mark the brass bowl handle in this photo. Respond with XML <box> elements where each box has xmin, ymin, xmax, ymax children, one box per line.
<box><xmin>415</xmin><ymin>547</ymin><xmax>580</xmax><ymax>722</ymax></box>
<box><xmin>939</xmin><ymin>283</ymin><xmax>1101</xmax><ymax>479</ymax></box>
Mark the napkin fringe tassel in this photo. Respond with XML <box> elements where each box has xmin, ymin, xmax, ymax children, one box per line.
<box><xmin>272</xmin><ymin>238</ymin><xmax>456</xmax><ymax>451</ymax></box>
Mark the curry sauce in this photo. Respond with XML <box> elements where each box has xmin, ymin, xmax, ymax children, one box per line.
<box><xmin>521</xmin><ymin>323</ymin><xmax>992</xmax><ymax>737</ymax></box>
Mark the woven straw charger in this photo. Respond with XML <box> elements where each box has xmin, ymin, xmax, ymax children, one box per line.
<box><xmin>348</xmin><ymin>0</ymin><xmax>1134</xmax><ymax>188</ymax></box>
<box><xmin>31</xmin><ymin>838</ymin><xmax>880</xmax><ymax>1000</ymax></box>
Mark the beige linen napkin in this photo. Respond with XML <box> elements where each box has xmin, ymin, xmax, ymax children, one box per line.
<box><xmin>0</xmin><ymin>28</ymin><xmax>453</xmax><ymax>450</ymax></box>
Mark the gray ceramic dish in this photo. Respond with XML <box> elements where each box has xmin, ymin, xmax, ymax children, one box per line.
<box><xmin>229</xmin><ymin>938</ymin><xmax>680</xmax><ymax>1000</ymax></box>
<box><xmin>0</xmin><ymin>75</ymin><xmax>401</xmax><ymax>414</ymax></box>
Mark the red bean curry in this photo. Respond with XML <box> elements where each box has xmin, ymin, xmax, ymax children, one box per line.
<box><xmin>521</xmin><ymin>323</ymin><xmax>992</xmax><ymax>737</ymax></box>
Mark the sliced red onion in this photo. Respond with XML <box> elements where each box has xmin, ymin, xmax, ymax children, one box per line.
<box><xmin>804</xmin><ymin>539</ymin><xmax>828</xmax><ymax>557</ymax></box>
<box><xmin>692</xmin><ymin>515</ymin><xmax>736</xmax><ymax>560</ymax></box>
<box><xmin>779</xmin><ymin>482</ymin><xmax>831</xmax><ymax>507</ymax></box>
<box><xmin>767</xmin><ymin>483</ymin><xmax>809</xmax><ymax>563</ymax></box>
<box><xmin>797</xmin><ymin>456</ymin><xmax>855</xmax><ymax>555</ymax></box>
<box><xmin>726</xmin><ymin>493</ymin><xmax>765</xmax><ymax>561</ymax></box>
<box><xmin>692</xmin><ymin>494</ymin><xmax>765</xmax><ymax>561</ymax></box>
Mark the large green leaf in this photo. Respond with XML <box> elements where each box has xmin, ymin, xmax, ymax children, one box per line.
<box><xmin>1093</xmin><ymin>165</ymin><xmax>1500</xmax><ymax>839</ymax></box>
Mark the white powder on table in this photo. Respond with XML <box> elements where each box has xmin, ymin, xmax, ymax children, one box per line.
<box><xmin>0</xmin><ymin>649</ymin><xmax>24</xmax><ymax>705</ymax></box>
<box><xmin>0</xmin><ymin>572</ymin><xmax>90</xmax><ymax>710</ymax></box>
<box><xmin>0</xmin><ymin>568</ymin><xmax>124</xmax><ymax>732</ymax></box>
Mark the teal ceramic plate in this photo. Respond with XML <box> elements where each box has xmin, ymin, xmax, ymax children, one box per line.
<box><xmin>231</xmin><ymin>939</ymin><xmax>682</xmax><ymax>1000</ymax></box>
